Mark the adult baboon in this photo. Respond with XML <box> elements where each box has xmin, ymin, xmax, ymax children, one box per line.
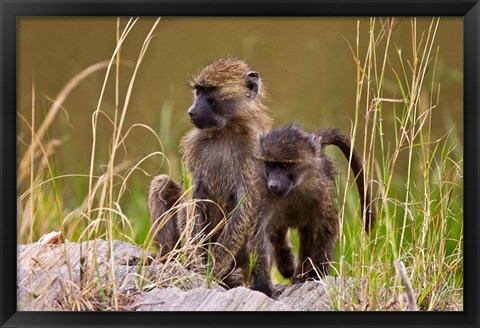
<box><xmin>148</xmin><ymin>58</ymin><xmax>273</xmax><ymax>295</ymax></box>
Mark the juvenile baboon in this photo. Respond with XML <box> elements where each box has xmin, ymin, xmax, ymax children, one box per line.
<box><xmin>253</xmin><ymin>124</ymin><xmax>375</xmax><ymax>284</ymax></box>
<box><xmin>148</xmin><ymin>58</ymin><xmax>273</xmax><ymax>295</ymax></box>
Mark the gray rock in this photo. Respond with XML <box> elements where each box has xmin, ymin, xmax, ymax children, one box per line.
<box><xmin>135</xmin><ymin>286</ymin><xmax>292</xmax><ymax>311</ymax></box>
<box><xmin>17</xmin><ymin>234</ymin><xmax>405</xmax><ymax>311</ymax></box>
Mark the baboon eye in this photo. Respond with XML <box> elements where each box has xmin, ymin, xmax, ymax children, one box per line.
<box><xmin>195</xmin><ymin>86</ymin><xmax>213</xmax><ymax>94</ymax></box>
<box><xmin>281</xmin><ymin>162</ymin><xmax>292</xmax><ymax>168</ymax></box>
<box><xmin>265</xmin><ymin>161</ymin><xmax>275</xmax><ymax>169</ymax></box>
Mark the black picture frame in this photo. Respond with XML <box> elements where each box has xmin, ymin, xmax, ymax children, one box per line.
<box><xmin>1</xmin><ymin>1</ymin><xmax>478</xmax><ymax>327</ymax></box>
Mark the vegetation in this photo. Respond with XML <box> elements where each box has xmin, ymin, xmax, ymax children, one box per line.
<box><xmin>17</xmin><ymin>17</ymin><xmax>463</xmax><ymax>311</ymax></box>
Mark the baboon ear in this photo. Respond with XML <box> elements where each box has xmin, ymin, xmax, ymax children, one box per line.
<box><xmin>257</xmin><ymin>132</ymin><xmax>265</xmax><ymax>145</ymax></box>
<box><xmin>244</xmin><ymin>71</ymin><xmax>260</xmax><ymax>99</ymax></box>
<box><xmin>309</xmin><ymin>135</ymin><xmax>322</xmax><ymax>156</ymax></box>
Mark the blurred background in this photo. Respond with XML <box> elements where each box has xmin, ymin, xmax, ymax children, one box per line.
<box><xmin>17</xmin><ymin>17</ymin><xmax>463</xmax><ymax>243</ymax></box>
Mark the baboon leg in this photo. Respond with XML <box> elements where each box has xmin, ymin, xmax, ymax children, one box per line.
<box><xmin>222</xmin><ymin>246</ymin><xmax>249</xmax><ymax>289</ymax></box>
<box><xmin>308</xmin><ymin>206</ymin><xmax>339</xmax><ymax>279</ymax></box>
<box><xmin>249</xmin><ymin>230</ymin><xmax>273</xmax><ymax>297</ymax></box>
<box><xmin>252</xmin><ymin>266</ymin><xmax>273</xmax><ymax>298</ymax></box>
<box><xmin>310</xmin><ymin>225</ymin><xmax>338</xmax><ymax>279</ymax></box>
<box><xmin>269</xmin><ymin>225</ymin><xmax>295</xmax><ymax>279</ymax></box>
<box><xmin>308</xmin><ymin>245</ymin><xmax>333</xmax><ymax>279</ymax></box>
<box><xmin>222</xmin><ymin>268</ymin><xmax>247</xmax><ymax>289</ymax></box>
<box><xmin>148</xmin><ymin>174</ymin><xmax>184</xmax><ymax>256</ymax></box>
<box><xmin>293</xmin><ymin>226</ymin><xmax>318</xmax><ymax>284</ymax></box>
<box><xmin>185</xmin><ymin>183</ymin><xmax>213</xmax><ymax>268</ymax></box>
<box><xmin>310</xmin><ymin>248</ymin><xmax>331</xmax><ymax>279</ymax></box>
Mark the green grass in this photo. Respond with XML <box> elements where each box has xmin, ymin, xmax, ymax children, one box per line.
<box><xmin>323</xmin><ymin>17</ymin><xmax>462</xmax><ymax>311</ymax></box>
<box><xmin>17</xmin><ymin>17</ymin><xmax>462</xmax><ymax>311</ymax></box>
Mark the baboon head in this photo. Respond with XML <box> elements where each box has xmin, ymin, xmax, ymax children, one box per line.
<box><xmin>257</xmin><ymin>124</ymin><xmax>320</xmax><ymax>197</ymax></box>
<box><xmin>187</xmin><ymin>58</ymin><xmax>263</xmax><ymax>130</ymax></box>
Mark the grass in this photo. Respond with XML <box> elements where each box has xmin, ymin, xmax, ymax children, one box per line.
<box><xmin>324</xmin><ymin>17</ymin><xmax>463</xmax><ymax>311</ymax></box>
<box><xmin>17</xmin><ymin>17</ymin><xmax>463</xmax><ymax>311</ymax></box>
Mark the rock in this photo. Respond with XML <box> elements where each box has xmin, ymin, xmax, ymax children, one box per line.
<box><xmin>135</xmin><ymin>286</ymin><xmax>291</xmax><ymax>311</ymax></box>
<box><xmin>17</xmin><ymin>232</ymin><xmax>406</xmax><ymax>311</ymax></box>
<box><xmin>17</xmin><ymin>238</ymin><xmax>150</xmax><ymax>310</ymax></box>
<box><xmin>279</xmin><ymin>280</ymin><xmax>332</xmax><ymax>311</ymax></box>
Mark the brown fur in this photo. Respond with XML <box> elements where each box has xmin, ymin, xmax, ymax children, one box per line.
<box><xmin>252</xmin><ymin>124</ymin><xmax>375</xmax><ymax>286</ymax></box>
<box><xmin>148</xmin><ymin>175</ymin><xmax>184</xmax><ymax>256</ymax></box>
<box><xmin>148</xmin><ymin>58</ymin><xmax>273</xmax><ymax>296</ymax></box>
<box><xmin>316</xmin><ymin>128</ymin><xmax>376</xmax><ymax>232</ymax></box>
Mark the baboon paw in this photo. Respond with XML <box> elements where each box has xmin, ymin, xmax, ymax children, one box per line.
<box><xmin>278</xmin><ymin>265</ymin><xmax>295</xmax><ymax>279</ymax></box>
<box><xmin>292</xmin><ymin>271</ymin><xmax>307</xmax><ymax>284</ymax></box>
<box><xmin>254</xmin><ymin>283</ymin><xmax>273</xmax><ymax>298</ymax></box>
<box><xmin>292</xmin><ymin>277</ymin><xmax>304</xmax><ymax>284</ymax></box>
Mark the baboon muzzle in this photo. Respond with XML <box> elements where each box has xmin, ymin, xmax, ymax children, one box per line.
<box><xmin>187</xmin><ymin>104</ymin><xmax>218</xmax><ymax>129</ymax></box>
<box><xmin>268</xmin><ymin>179</ymin><xmax>289</xmax><ymax>197</ymax></box>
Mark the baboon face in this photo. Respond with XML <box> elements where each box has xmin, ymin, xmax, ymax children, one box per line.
<box><xmin>262</xmin><ymin>161</ymin><xmax>300</xmax><ymax>197</ymax></box>
<box><xmin>258</xmin><ymin>124</ymin><xmax>319</xmax><ymax>197</ymax></box>
<box><xmin>187</xmin><ymin>58</ymin><xmax>261</xmax><ymax>130</ymax></box>
<box><xmin>187</xmin><ymin>86</ymin><xmax>225</xmax><ymax>129</ymax></box>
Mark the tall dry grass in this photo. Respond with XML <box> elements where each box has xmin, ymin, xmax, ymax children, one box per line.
<box><xmin>17</xmin><ymin>18</ymin><xmax>241</xmax><ymax>310</ymax></box>
<box><xmin>323</xmin><ymin>17</ymin><xmax>463</xmax><ymax>311</ymax></box>
<box><xmin>17</xmin><ymin>17</ymin><xmax>463</xmax><ymax>311</ymax></box>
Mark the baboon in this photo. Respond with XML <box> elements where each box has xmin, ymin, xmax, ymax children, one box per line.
<box><xmin>148</xmin><ymin>175</ymin><xmax>183</xmax><ymax>256</ymax></box>
<box><xmin>148</xmin><ymin>58</ymin><xmax>273</xmax><ymax>296</ymax></box>
<box><xmin>253</xmin><ymin>124</ymin><xmax>375</xmax><ymax>285</ymax></box>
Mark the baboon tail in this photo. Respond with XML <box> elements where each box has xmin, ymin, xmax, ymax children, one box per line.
<box><xmin>316</xmin><ymin>128</ymin><xmax>375</xmax><ymax>233</ymax></box>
